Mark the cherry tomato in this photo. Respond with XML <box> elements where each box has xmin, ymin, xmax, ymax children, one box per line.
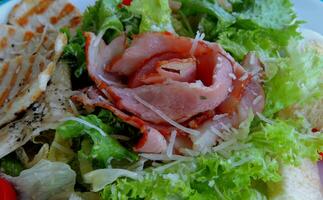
<box><xmin>0</xmin><ymin>178</ymin><xmax>17</xmax><ymax>200</ymax></box>
<box><xmin>122</xmin><ymin>0</ymin><xmax>132</xmax><ymax>6</ymax></box>
<box><xmin>312</xmin><ymin>128</ymin><xmax>319</xmax><ymax>133</ymax></box>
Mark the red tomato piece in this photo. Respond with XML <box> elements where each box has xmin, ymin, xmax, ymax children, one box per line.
<box><xmin>0</xmin><ymin>178</ymin><xmax>17</xmax><ymax>200</ymax></box>
<box><xmin>122</xmin><ymin>0</ymin><xmax>132</xmax><ymax>6</ymax></box>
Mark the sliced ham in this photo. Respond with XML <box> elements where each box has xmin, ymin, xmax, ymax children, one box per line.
<box><xmin>82</xmin><ymin>31</ymin><xmax>266</xmax><ymax>154</ymax></box>
<box><xmin>71</xmin><ymin>86</ymin><xmax>167</xmax><ymax>154</ymax></box>
<box><xmin>216</xmin><ymin>55</ymin><xmax>265</xmax><ymax>127</ymax></box>
<box><xmin>85</xmin><ymin>32</ymin><xmax>233</xmax><ymax>124</ymax></box>
<box><xmin>106</xmin><ymin>32</ymin><xmax>212</xmax><ymax>76</ymax></box>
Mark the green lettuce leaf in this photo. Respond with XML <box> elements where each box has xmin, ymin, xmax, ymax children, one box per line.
<box><xmin>101</xmin><ymin>117</ymin><xmax>322</xmax><ymax>199</ymax></box>
<box><xmin>56</xmin><ymin>114</ymin><xmax>138</xmax><ymax>168</ymax></box>
<box><xmin>177</xmin><ymin>0</ymin><xmax>300</xmax><ymax>61</ymax></box>
<box><xmin>180</xmin><ymin>0</ymin><xmax>235</xmax><ymax>27</ymax></box>
<box><xmin>60</xmin><ymin>29</ymin><xmax>86</xmax><ymax>78</ymax></box>
<box><xmin>0</xmin><ymin>153</ymin><xmax>24</xmax><ymax>177</ymax></box>
<box><xmin>264</xmin><ymin>39</ymin><xmax>323</xmax><ymax>116</ymax></box>
<box><xmin>235</xmin><ymin>0</ymin><xmax>297</xmax><ymax>29</ymax></box>
<box><xmin>82</xmin><ymin>0</ymin><xmax>123</xmax><ymax>42</ymax></box>
<box><xmin>217</xmin><ymin>25</ymin><xmax>298</xmax><ymax>60</ymax></box>
<box><xmin>129</xmin><ymin>0</ymin><xmax>174</xmax><ymax>33</ymax></box>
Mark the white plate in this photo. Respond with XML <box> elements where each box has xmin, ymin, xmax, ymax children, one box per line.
<box><xmin>1</xmin><ymin>0</ymin><xmax>323</xmax><ymax>33</ymax></box>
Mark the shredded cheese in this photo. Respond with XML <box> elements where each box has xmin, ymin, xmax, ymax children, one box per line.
<box><xmin>231</xmin><ymin>156</ymin><xmax>252</xmax><ymax>167</ymax></box>
<box><xmin>166</xmin><ymin>130</ymin><xmax>177</xmax><ymax>158</ymax></box>
<box><xmin>239</xmin><ymin>72</ymin><xmax>249</xmax><ymax>81</ymax></box>
<box><xmin>93</xmin><ymin>31</ymin><xmax>105</xmax><ymax>47</ymax></box>
<box><xmin>153</xmin><ymin>160</ymin><xmax>183</xmax><ymax>172</ymax></box>
<box><xmin>68</xmin><ymin>99</ymin><xmax>79</xmax><ymax>115</ymax></box>
<box><xmin>228</xmin><ymin>73</ymin><xmax>237</xmax><ymax>80</ymax></box>
<box><xmin>61</xmin><ymin>117</ymin><xmax>106</xmax><ymax>136</ymax></box>
<box><xmin>212</xmin><ymin>113</ymin><xmax>228</xmax><ymax>121</ymax></box>
<box><xmin>190</xmin><ymin>31</ymin><xmax>205</xmax><ymax>56</ymax></box>
<box><xmin>256</xmin><ymin>112</ymin><xmax>275</xmax><ymax>124</ymax></box>
<box><xmin>252</xmin><ymin>95</ymin><xmax>263</xmax><ymax>105</ymax></box>
<box><xmin>212</xmin><ymin>138</ymin><xmax>236</xmax><ymax>152</ymax></box>
<box><xmin>134</xmin><ymin>95</ymin><xmax>200</xmax><ymax>136</ymax></box>
<box><xmin>98</xmin><ymin>74</ymin><xmax>125</xmax><ymax>87</ymax></box>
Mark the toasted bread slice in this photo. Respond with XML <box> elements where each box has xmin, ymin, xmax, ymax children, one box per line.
<box><xmin>268</xmin><ymin>159</ymin><xmax>323</xmax><ymax>200</ymax></box>
<box><xmin>270</xmin><ymin>29</ymin><xmax>323</xmax><ymax>200</ymax></box>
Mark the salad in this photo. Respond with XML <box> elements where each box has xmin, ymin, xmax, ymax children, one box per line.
<box><xmin>0</xmin><ymin>0</ymin><xmax>322</xmax><ymax>199</ymax></box>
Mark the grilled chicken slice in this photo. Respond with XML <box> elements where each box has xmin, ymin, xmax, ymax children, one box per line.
<box><xmin>0</xmin><ymin>25</ymin><xmax>57</xmax><ymax>60</ymax></box>
<box><xmin>8</xmin><ymin>0</ymin><xmax>81</xmax><ymax>33</ymax></box>
<box><xmin>0</xmin><ymin>33</ymin><xmax>67</xmax><ymax>127</ymax></box>
<box><xmin>0</xmin><ymin>62</ymin><xmax>74</xmax><ymax>159</ymax></box>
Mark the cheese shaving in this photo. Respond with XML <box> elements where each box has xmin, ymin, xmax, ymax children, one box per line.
<box><xmin>252</xmin><ymin>95</ymin><xmax>263</xmax><ymax>105</ymax></box>
<box><xmin>256</xmin><ymin>112</ymin><xmax>275</xmax><ymax>124</ymax></box>
<box><xmin>153</xmin><ymin>160</ymin><xmax>183</xmax><ymax>172</ymax></box>
<box><xmin>212</xmin><ymin>138</ymin><xmax>236</xmax><ymax>152</ymax></box>
<box><xmin>190</xmin><ymin>31</ymin><xmax>205</xmax><ymax>56</ymax></box>
<box><xmin>61</xmin><ymin>117</ymin><xmax>106</xmax><ymax>136</ymax></box>
<box><xmin>228</xmin><ymin>73</ymin><xmax>237</xmax><ymax>80</ymax></box>
<box><xmin>212</xmin><ymin>114</ymin><xmax>228</xmax><ymax>121</ymax></box>
<box><xmin>239</xmin><ymin>72</ymin><xmax>249</xmax><ymax>81</ymax></box>
<box><xmin>166</xmin><ymin>130</ymin><xmax>177</xmax><ymax>158</ymax></box>
<box><xmin>68</xmin><ymin>99</ymin><xmax>79</xmax><ymax>115</ymax></box>
<box><xmin>98</xmin><ymin>74</ymin><xmax>125</xmax><ymax>87</ymax></box>
<box><xmin>93</xmin><ymin>31</ymin><xmax>105</xmax><ymax>47</ymax></box>
<box><xmin>134</xmin><ymin>95</ymin><xmax>200</xmax><ymax>136</ymax></box>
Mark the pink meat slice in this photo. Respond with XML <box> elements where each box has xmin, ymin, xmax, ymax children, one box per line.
<box><xmin>71</xmin><ymin>86</ymin><xmax>167</xmax><ymax>154</ymax></box>
<box><xmin>106</xmin><ymin>32</ymin><xmax>211</xmax><ymax>76</ymax></box>
<box><xmin>85</xmin><ymin>32</ymin><xmax>233</xmax><ymax>124</ymax></box>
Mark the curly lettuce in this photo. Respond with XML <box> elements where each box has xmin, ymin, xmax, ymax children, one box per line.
<box><xmin>101</xmin><ymin>118</ymin><xmax>322</xmax><ymax>199</ymax></box>
<box><xmin>129</xmin><ymin>0</ymin><xmax>174</xmax><ymax>33</ymax></box>
<box><xmin>56</xmin><ymin>114</ymin><xmax>138</xmax><ymax>168</ymax></box>
<box><xmin>264</xmin><ymin>39</ymin><xmax>323</xmax><ymax>116</ymax></box>
<box><xmin>176</xmin><ymin>0</ymin><xmax>300</xmax><ymax>60</ymax></box>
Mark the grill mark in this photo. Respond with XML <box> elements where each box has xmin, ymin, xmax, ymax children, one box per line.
<box><xmin>48</xmin><ymin>43</ymin><xmax>55</xmax><ymax>50</ymax></box>
<box><xmin>0</xmin><ymin>37</ymin><xmax>8</xmax><ymax>49</ymax></box>
<box><xmin>36</xmin><ymin>25</ymin><xmax>45</xmax><ymax>33</ymax></box>
<box><xmin>39</xmin><ymin>61</ymin><xmax>45</xmax><ymax>71</ymax></box>
<box><xmin>7</xmin><ymin>56</ymin><xmax>36</xmax><ymax>109</ymax></box>
<box><xmin>24</xmin><ymin>56</ymin><xmax>36</xmax><ymax>85</ymax></box>
<box><xmin>8</xmin><ymin>27</ymin><xmax>16</xmax><ymax>35</ymax></box>
<box><xmin>50</xmin><ymin>3</ymin><xmax>75</xmax><ymax>25</ymax></box>
<box><xmin>0</xmin><ymin>63</ymin><xmax>9</xmax><ymax>84</ymax></box>
<box><xmin>16</xmin><ymin>0</ymin><xmax>55</xmax><ymax>26</ymax></box>
<box><xmin>23</xmin><ymin>31</ymin><xmax>34</xmax><ymax>42</ymax></box>
<box><xmin>0</xmin><ymin>60</ymin><xmax>22</xmax><ymax>107</ymax></box>
<box><xmin>69</xmin><ymin>16</ymin><xmax>81</xmax><ymax>28</ymax></box>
